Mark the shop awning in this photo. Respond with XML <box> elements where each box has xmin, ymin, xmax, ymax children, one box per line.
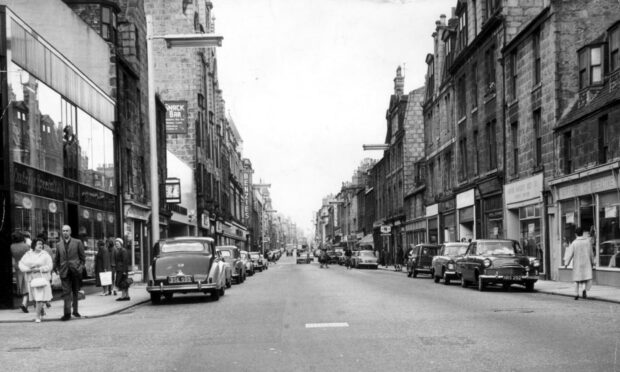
<box><xmin>357</xmin><ymin>234</ymin><xmax>374</xmax><ymax>247</ymax></box>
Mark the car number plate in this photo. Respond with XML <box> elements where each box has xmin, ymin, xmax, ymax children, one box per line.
<box><xmin>505</xmin><ymin>275</ymin><xmax>521</xmax><ymax>281</ymax></box>
<box><xmin>168</xmin><ymin>275</ymin><xmax>192</xmax><ymax>284</ymax></box>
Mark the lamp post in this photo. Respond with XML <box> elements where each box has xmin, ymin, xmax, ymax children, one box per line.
<box><xmin>147</xmin><ymin>14</ymin><xmax>223</xmax><ymax>244</ymax></box>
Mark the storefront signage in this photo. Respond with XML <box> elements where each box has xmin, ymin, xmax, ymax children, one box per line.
<box><xmin>126</xmin><ymin>206</ymin><xmax>150</xmax><ymax>221</ymax></box>
<box><xmin>426</xmin><ymin>204</ymin><xmax>438</xmax><ymax>217</ymax></box>
<box><xmin>380</xmin><ymin>225</ymin><xmax>391</xmax><ymax>234</ymax></box>
<box><xmin>165</xmin><ymin>101</ymin><xmax>188</xmax><ymax>134</ymax></box>
<box><xmin>201</xmin><ymin>213</ymin><xmax>210</xmax><ymax>229</ymax></box>
<box><xmin>65</xmin><ymin>181</ymin><xmax>79</xmax><ymax>202</ymax></box>
<box><xmin>565</xmin><ymin>212</ymin><xmax>575</xmax><ymax>224</ymax></box>
<box><xmin>504</xmin><ymin>174</ymin><xmax>543</xmax><ymax>206</ymax></box>
<box><xmin>81</xmin><ymin>186</ymin><xmax>115</xmax><ymax>211</ymax></box>
<box><xmin>456</xmin><ymin>189</ymin><xmax>475</xmax><ymax>208</ymax></box>
<box><xmin>14</xmin><ymin>163</ymin><xmax>64</xmax><ymax>201</ymax></box>
<box><xmin>558</xmin><ymin>173</ymin><xmax>615</xmax><ymax>200</ymax></box>
<box><xmin>243</xmin><ymin>173</ymin><xmax>250</xmax><ymax>224</ymax></box>
<box><xmin>165</xmin><ymin>178</ymin><xmax>181</xmax><ymax>204</ymax></box>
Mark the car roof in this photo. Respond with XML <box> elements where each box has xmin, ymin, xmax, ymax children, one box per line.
<box><xmin>160</xmin><ymin>236</ymin><xmax>214</xmax><ymax>243</ymax></box>
<box><xmin>472</xmin><ymin>239</ymin><xmax>518</xmax><ymax>243</ymax></box>
<box><xmin>216</xmin><ymin>245</ymin><xmax>238</xmax><ymax>250</ymax></box>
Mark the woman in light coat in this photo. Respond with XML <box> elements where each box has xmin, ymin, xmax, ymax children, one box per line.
<box><xmin>564</xmin><ymin>226</ymin><xmax>595</xmax><ymax>300</ymax></box>
<box><xmin>18</xmin><ymin>238</ymin><xmax>53</xmax><ymax>322</ymax></box>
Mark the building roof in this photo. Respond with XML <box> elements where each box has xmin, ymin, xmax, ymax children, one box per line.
<box><xmin>556</xmin><ymin>74</ymin><xmax>620</xmax><ymax>129</ymax></box>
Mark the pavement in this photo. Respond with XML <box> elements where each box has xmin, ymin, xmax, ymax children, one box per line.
<box><xmin>0</xmin><ymin>284</ymin><xmax>150</xmax><ymax>323</ymax></box>
<box><xmin>2</xmin><ymin>266</ymin><xmax>619</xmax><ymax>323</ymax></box>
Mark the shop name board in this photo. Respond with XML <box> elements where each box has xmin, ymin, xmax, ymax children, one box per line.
<box><xmin>456</xmin><ymin>189</ymin><xmax>475</xmax><ymax>208</ymax></box>
<box><xmin>14</xmin><ymin>163</ymin><xmax>64</xmax><ymax>201</ymax></box>
<box><xmin>504</xmin><ymin>174</ymin><xmax>543</xmax><ymax>205</ymax></box>
<box><xmin>165</xmin><ymin>101</ymin><xmax>188</xmax><ymax>134</ymax></box>
<box><xmin>380</xmin><ymin>225</ymin><xmax>391</xmax><ymax>234</ymax></box>
<box><xmin>426</xmin><ymin>203</ymin><xmax>438</xmax><ymax>217</ymax></box>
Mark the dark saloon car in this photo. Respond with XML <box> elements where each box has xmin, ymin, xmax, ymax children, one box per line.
<box><xmin>455</xmin><ymin>239</ymin><xmax>540</xmax><ymax>291</ymax></box>
<box><xmin>147</xmin><ymin>237</ymin><xmax>226</xmax><ymax>304</ymax></box>
<box><xmin>249</xmin><ymin>251</ymin><xmax>267</xmax><ymax>272</ymax></box>
<box><xmin>406</xmin><ymin>244</ymin><xmax>440</xmax><ymax>278</ymax></box>
<box><xmin>431</xmin><ymin>242</ymin><xmax>469</xmax><ymax>284</ymax></box>
<box><xmin>216</xmin><ymin>246</ymin><xmax>247</xmax><ymax>284</ymax></box>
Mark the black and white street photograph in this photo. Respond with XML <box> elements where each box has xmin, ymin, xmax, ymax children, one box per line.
<box><xmin>1</xmin><ymin>0</ymin><xmax>620</xmax><ymax>371</ymax></box>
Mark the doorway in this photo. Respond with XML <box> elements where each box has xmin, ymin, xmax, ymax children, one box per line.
<box><xmin>66</xmin><ymin>203</ymin><xmax>79</xmax><ymax>236</ymax></box>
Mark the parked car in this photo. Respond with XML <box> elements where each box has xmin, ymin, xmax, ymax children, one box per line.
<box><xmin>296</xmin><ymin>250</ymin><xmax>312</xmax><ymax>264</ymax></box>
<box><xmin>326</xmin><ymin>249</ymin><xmax>339</xmax><ymax>264</ymax></box>
<box><xmin>249</xmin><ymin>251</ymin><xmax>266</xmax><ymax>272</ymax></box>
<box><xmin>455</xmin><ymin>239</ymin><xmax>540</xmax><ymax>291</ymax></box>
<box><xmin>240</xmin><ymin>250</ymin><xmax>255</xmax><ymax>276</ymax></box>
<box><xmin>146</xmin><ymin>237</ymin><xmax>226</xmax><ymax>304</ymax></box>
<box><xmin>216</xmin><ymin>246</ymin><xmax>246</xmax><ymax>284</ymax></box>
<box><xmin>600</xmin><ymin>240</ymin><xmax>620</xmax><ymax>267</ymax></box>
<box><xmin>351</xmin><ymin>250</ymin><xmax>378</xmax><ymax>269</ymax></box>
<box><xmin>333</xmin><ymin>248</ymin><xmax>345</xmax><ymax>265</ymax></box>
<box><xmin>431</xmin><ymin>242</ymin><xmax>469</xmax><ymax>284</ymax></box>
<box><xmin>406</xmin><ymin>244</ymin><xmax>440</xmax><ymax>278</ymax></box>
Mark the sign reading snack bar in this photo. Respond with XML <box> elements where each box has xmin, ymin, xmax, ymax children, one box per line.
<box><xmin>165</xmin><ymin>101</ymin><xmax>188</xmax><ymax>134</ymax></box>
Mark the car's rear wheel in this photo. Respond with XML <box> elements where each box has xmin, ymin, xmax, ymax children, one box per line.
<box><xmin>525</xmin><ymin>282</ymin><xmax>535</xmax><ymax>292</ymax></box>
<box><xmin>477</xmin><ymin>275</ymin><xmax>485</xmax><ymax>292</ymax></box>
<box><xmin>443</xmin><ymin>271</ymin><xmax>450</xmax><ymax>285</ymax></box>
<box><xmin>150</xmin><ymin>293</ymin><xmax>161</xmax><ymax>305</ymax></box>
<box><xmin>219</xmin><ymin>286</ymin><xmax>225</xmax><ymax>297</ymax></box>
<box><xmin>226</xmin><ymin>277</ymin><xmax>232</xmax><ymax>288</ymax></box>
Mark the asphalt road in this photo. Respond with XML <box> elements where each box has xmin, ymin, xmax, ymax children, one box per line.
<box><xmin>2</xmin><ymin>255</ymin><xmax>620</xmax><ymax>372</ymax></box>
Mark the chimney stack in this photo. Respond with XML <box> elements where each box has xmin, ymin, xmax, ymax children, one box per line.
<box><xmin>394</xmin><ymin>66</ymin><xmax>404</xmax><ymax>96</ymax></box>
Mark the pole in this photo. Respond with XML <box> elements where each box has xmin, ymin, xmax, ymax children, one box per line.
<box><xmin>147</xmin><ymin>15</ymin><xmax>160</xmax><ymax>245</ymax></box>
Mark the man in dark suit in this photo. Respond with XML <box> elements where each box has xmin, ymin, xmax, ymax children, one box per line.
<box><xmin>54</xmin><ymin>225</ymin><xmax>85</xmax><ymax>321</ymax></box>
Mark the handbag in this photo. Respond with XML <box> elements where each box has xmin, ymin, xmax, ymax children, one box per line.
<box><xmin>30</xmin><ymin>271</ymin><xmax>48</xmax><ymax>288</ymax></box>
<box><xmin>51</xmin><ymin>272</ymin><xmax>62</xmax><ymax>290</ymax></box>
<box><xmin>99</xmin><ymin>271</ymin><xmax>112</xmax><ymax>286</ymax></box>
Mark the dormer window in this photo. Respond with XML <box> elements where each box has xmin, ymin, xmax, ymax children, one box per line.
<box><xmin>458</xmin><ymin>7</ymin><xmax>468</xmax><ymax>51</ymax></box>
<box><xmin>578</xmin><ymin>45</ymin><xmax>603</xmax><ymax>89</ymax></box>
<box><xmin>101</xmin><ymin>6</ymin><xmax>118</xmax><ymax>44</ymax></box>
<box><xmin>610</xmin><ymin>25</ymin><xmax>619</xmax><ymax>72</ymax></box>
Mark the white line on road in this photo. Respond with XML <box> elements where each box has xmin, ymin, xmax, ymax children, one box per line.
<box><xmin>305</xmin><ymin>322</ymin><xmax>349</xmax><ymax>328</ymax></box>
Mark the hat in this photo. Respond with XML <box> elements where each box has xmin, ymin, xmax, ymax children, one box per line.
<box><xmin>115</xmin><ymin>238</ymin><xmax>124</xmax><ymax>246</ymax></box>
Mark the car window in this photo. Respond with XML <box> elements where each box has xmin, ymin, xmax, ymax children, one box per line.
<box><xmin>478</xmin><ymin>242</ymin><xmax>517</xmax><ymax>256</ymax></box>
<box><xmin>360</xmin><ymin>251</ymin><xmax>375</xmax><ymax>257</ymax></box>
<box><xmin>444</xmin><ymin>245</ymin><xmax>467</xmax><ymax>256</ymax></box>
<box><xmin>161</xmin><ymin>241</ymin><xmax>206</xmax><ymax>253</ymax></box>
<box><xmin>219</xmin><ymin>250</ymin><xmax>232</xmax><ymax>257</ymax></box>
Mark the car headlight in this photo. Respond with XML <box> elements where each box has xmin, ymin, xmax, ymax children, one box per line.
<box><xmin>447</xmin><ymin>263</ymin><xmax>455</xmax><ymax>270</ymax></box>
<box><xmin>483</xmin><ymin>258</ymin><xmax>492</xmax><ymax>268</ymax></box>
<box><xmin>531</xmin><ymin>259</ymin><xmax>540</xmax><ymax>268</ymax></box>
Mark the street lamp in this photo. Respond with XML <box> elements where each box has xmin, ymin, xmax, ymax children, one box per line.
<box><xmin>147</xmin><ymin>14</ymin><xmax>223</xmax><ymax>244</ymax></box>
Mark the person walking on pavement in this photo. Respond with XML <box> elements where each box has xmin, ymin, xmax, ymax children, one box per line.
<box><xmin>19</xmin><ymin>238</ymin><xmax>53</xmax><ymax>323</ymax></box>
<box><xmin>54</xmin><ymin>225</ymin><xmax>85</xmax><ymax>321</ymax></box>
<box><xmin>395</xmin><ymin>245</ymin><xmax>404</xmax><ymax>272</ymax></box>
<box><xmin>11</xmin><ymin>231</ymin><xmax>31</xmax><ymax>313</ymax></box>
<box><xmin>564</xmin><ymin>226</ymin><xmax>595</xmax><ymax>300</ymax></box>
<box><xmin>114</xmin><ymin>238</ymin><xmax>131</xmax><ymax>301</ymax></box>
<box><xmin>95</xmin><ymin>240</ymin><xmax>113</xmax><ymax>296</ymax></box>
<box><xmin>345</xmin><ymin>247</ymin><xmax>353</xmax><ymax>269</ymax></box>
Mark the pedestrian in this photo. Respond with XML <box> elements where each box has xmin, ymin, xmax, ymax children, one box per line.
<box><xmin>395</xmin><ymin>245</ymin><xmax>404</xmax><ymax>272</ymax></box>
<box><xmin>10</xmin><ymin>231</ymin><xmax>31</xmax><ymax>313</ymax></box>
<box><xmin>36</xmin><ymin>232</ymin><xmax>53</xmax><ymax>309</ymax></box>
<box><xmin>94</xmin><ymin>240</ymin><xmax>112</xmax><ymax>296</ymax></box>
<box><xmin>18</xmin><ymin>238</ymin><xmax>53</xmax><ymax>322</ymax></box>
<box><xmin>345</xmin><ymin>247</ymin><xmax>353</xmax><ymax>269</ymax></box>
<box><xmin>114</xmin><ymin>238</ymin><xmax>131</xmax><ymax>301</ymax></box>
<box><xmin>564</xmin><ymin>226</ymin><xmax>595</xmax><ymax>300</ymax></box>
<box><xmin>108</xmin><ymin>238</ymin><xmax>118</xmax><ymax>295</ymax></box>
<box><xmin>54</xmin><ymin>225</ymin><xmax>86</xmax><ymax>321</ymax></box>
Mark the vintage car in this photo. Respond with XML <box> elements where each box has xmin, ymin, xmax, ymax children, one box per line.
<box><xmin>249</xmin><ymin>251</ymin><xmax>267</xmax><ymax>272</ymax></box>
<box><xmin>146</xmin><ymin>237</ymin><xmax>226</xmax><ymax>304</ymax></box>
<box><xmin>431</xmin><ymin>242</ymin><xmax>469</xmax><ymax>284</ymax></box>
<box><xmin>216</xmin><ymin>246</ymin><xmax>246</xmax><ymax>284</ymax></box>
<box><xmin>406</xmin><ymin>244</ymin><xmax>440</xmax><ymax>278</ymax></box>
<box><xmin>240</xmin><ymin>250</ymin><xmax>255</xmax><ymax>276</ymax></box>
<box><xmin>296</xmin><ymin>250</ymin><xmax>313</xmax><ymax>264</ymax></box>
<box><xmin>351</xmin><ymin>250</ymin><xmax>378</xmax><ymax>269</ymax></box>
<box><xmin>455</xmin><ymin>239</ymin><xmax>540</xmax><ymax>291</ymax></box>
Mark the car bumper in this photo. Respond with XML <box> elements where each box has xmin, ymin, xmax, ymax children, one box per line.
<box><xmin>147</xmin><ymin>282</ymin><xmax>217</xmax><ymax>293</ymax></box>
<box><xmin>444</xmin><ymin>270</ymin><xmax>459</xmax><ymax>279</ymax></box>
<box><xmin>479</xmin><ymin>274</ymin><xmax>539</xmax><ymax>283</ymax></box>
<box><xmin>357</xmin><ymin>263</ymin><xmax>378</xmax><ymax>268</ymax></box>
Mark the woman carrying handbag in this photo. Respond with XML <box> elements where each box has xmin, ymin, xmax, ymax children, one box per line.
<box><xmin>18</xmin><ymin>238</ymin><xmax>53</xmax><ymax>322</ymax></box>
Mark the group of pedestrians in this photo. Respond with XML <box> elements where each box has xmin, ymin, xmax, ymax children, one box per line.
<box><xmin>10</xmin><ymin>225</ymin><xmax>132</xmax><ymax>323</ymax></box>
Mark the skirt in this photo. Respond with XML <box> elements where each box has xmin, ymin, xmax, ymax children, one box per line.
<box><xmin>28</xmin><ymin>282</ymin><xmax>52</xmax><ymax>302</ymax></box>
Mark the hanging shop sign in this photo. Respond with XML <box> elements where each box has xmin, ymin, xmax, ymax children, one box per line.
<box><xmin>165</xmin><ymin>178</ymin><xmax>181</xmax><ymax>204</ymax></box>
<box><xmin>380</xmin><ymin>225</ymin><xmax>391</xmax><ymax>234</ymax></box>
<box><xmin>165</xmin><ymin>101</ymin><xmax>188</xmax><ymax>134</ymax></box>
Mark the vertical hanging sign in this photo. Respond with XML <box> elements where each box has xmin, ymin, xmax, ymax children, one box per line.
<box><xmin>165</xmin><ymin>101</ymin><xmax>188</xmax><ymax>134</ymax></box>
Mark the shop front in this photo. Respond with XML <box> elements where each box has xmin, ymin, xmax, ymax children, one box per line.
<box><xmin>426</xmin><ymin>204</ymin><xmax>439</xmax><ymax>244</ymax></box>
<box><xmin>456</xmin><ymin>189</ymin><xmax>475</xmax><ymax>242</ymax></box>
<box><xmin>439</xmin><ymin>199</ymin><xmax>456</xmax><ymax>243</ymax></box>
<box><xmin>552</xmin><ymin>163</ymin><xmax>620</xmax><ymax>286</ymax></box>
<box><xmin>504</xmin><ymin>174</ymin><xmax>545</xmax><ymax>276</ymax></box>
<box><xmin>405</xmin><ymin>218</ymin><xmax>426</xmax><ymax>247</ymax></box>
<box><xmin>124</xmin><ymin>204</ymin><xmax>151</xmax><ymax>282</ymax></box>
<box><xmin>477</xmin><ymin>178</ymin><xmax>504</xmax><ymax>239</ymax></box>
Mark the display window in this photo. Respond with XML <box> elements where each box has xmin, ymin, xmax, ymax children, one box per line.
<box><xmin>442</xmin><ymin>213</ymin><xmax>456</xmax><ymax>242</ymax></box>
<box><xmin>13</xmin><ymin>192</ymin><xmax>64</xmax><ymax>249</ymax></box>
<box><xmin>599</xmin><ymin>192</ymin><xmax>620</xmax><ymax>268</ymax></box>
<box><xmin>519</xmin><ymin>205</ymin><xmax>543</xmax><ymax>270</ymax></box>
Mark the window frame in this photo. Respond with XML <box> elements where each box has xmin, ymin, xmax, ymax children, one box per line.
<box><xmin>101</xmin><ymin>5</ymin><xmax>118</xmax><ymax>44</ymax></box>
<box><xmin>598</xmin><ymin>115</ymin><xmax>608</xmax><ymax>164</ymax></box>
<box><xmin>563</xmin><ymin>131</ymin><xmax>572</xmax><ymax>174</ymax></box>
<box><xmin>578</xmin><ymin>44</ymin><xmax>604</xmax><ymax>89</ymax></box>
<box><xmin>533</xmin><ymin>109</ymin><xmax>542</xmax><ymax>167</ymax></box>
<box><xmin>532</xmin><ymin>29</ymin><xmax>541</xmax><ymax>85</ymax></box>
<box><xmin>610</xmin><ymin>25</ymin><xmax>620</xmax><ymax>72</ymax></box>
<box><xmin>486</xmin><ymin>120</ymin><xmax>497</xmax><ymax>170</ymax></box>
<box><xmin>511</xmin><ymin>122</ymin><xmax>519</xmax><ymax>176</ymax></box>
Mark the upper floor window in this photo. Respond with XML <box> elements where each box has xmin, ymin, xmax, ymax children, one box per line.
<box><xmin>533</xmin><ymin>109</ymin><xmax>542</xmax><ymax>167</ymax></box>
<box><xmin>563</xmin><ymin>131</ymin><xmax>572</xmax><ymax>174</ymax></box>
<box><xmin>610</xmin><ymin>25</ymin><xmax>620</xmax><ymax>72</ymax></box>
<box><xmin>510</xmin><ymin>50</ymin><xmax>518</xmax><ymax>101</ymax></box>
<box><xmin>511</xmin><ymin>122</ymin><xmax>519</xmax><ymax>176</ymax></box>
<box><xmin>533</xmin><ymin>29</ymin><xmax>541</xmax><ymax>85</ymax></box>
<box><xmin>471</xmin><ymin>63</ymin><xmax>478</xmax><ymax>108</ymax></box>
<box><xmin>458</xmin><ymin>8</ymin><xmax>468</xmax><ymax>51</ymax></box>
<box><xmin>101</xmin><ymin>6</ymin><xmax>118</xmax><ymax>44</ymax></box>
<box><xmin>485</xmin><ymin>45</ymin><xmax>496</xmax><ymax>95</ymax></box>
<box><xmin>473</xmin><ymin>129</ymin><xmax>480</xmax><ymax>175</ymax></box>
<box><xmin>457</xmin><ymin>75</ymin><xmax>467</xmax><ymax>119</ymax></box>
<box><xmin>485</xmin><ymin>0</ymin><xmax>501</xmax><ymax>21</ymax></box>
<box><xmin>579</xmin><ymin>45</ymin><xmax>603</xmax><ymax>89</ymax></box>
<box><xmin>486</xmin><ymin>120</ymin><xmax>497</xmax><ymax>170</ymax></box>
<box><xmin>426</xmin><ymin>55</ymin><xmax>435</xmax><ymax>98</ymax></box>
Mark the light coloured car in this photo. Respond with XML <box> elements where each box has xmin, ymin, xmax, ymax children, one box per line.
<box><xmin>216</xmin><ymin>246</ymin><xmax>246</xmax><ymax>284</ymax></box>
<box><xmin>146</xmin><ymin>237</ymin><xmax>226</xmax><ymax>304</ymax></box>
<box><xmin>240</xmin><ymin>250</ymin><xmax>255</xmax><ymax>276</ymax></box>
<box><xmin>351</xmin><ymin>250</ymin><xmax>378</xmax><ymax>269</ymax></box>
<box><xmin>249</xmin><ymin>251</ymin><xmax>267</xmax><ymax>272</ymax></box>
<box><xmin>431</xmin><ymin>242</ymin><xmax>469</xmax><ymax>284</ymax></box>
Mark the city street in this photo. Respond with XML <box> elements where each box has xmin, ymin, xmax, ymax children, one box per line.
<box><xmin>2</xmin><ymin>254</ymin><xmax>620</xmax><ymax>372</ymax></box>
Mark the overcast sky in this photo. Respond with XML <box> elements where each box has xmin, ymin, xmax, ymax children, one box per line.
<box><xmin>215</xmin><ymin>0</ymin><xmax>456</xmax><ymax>236</ymax></box>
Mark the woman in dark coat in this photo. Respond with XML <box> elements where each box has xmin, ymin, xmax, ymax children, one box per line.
<box><xmin>94</xmin><ymin>240</ymin><xmax>112</xmax><ymax>295</ymax></box>
<box><xmin>113</xmin><ymin>238</ymin><xmax>131</xmax><ymax>301</ymax></box>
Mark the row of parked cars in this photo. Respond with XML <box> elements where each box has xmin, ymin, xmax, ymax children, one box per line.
<box><xmin>405</xmin><ymin>239</ymin><xmax>541</xmax><ymax>291</ymax></box>
<box><xmin>145</xmin><ymin>237</ymin><xmax>269</xmax><ymax>304</ymax></box>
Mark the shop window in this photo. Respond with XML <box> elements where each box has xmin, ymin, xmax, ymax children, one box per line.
<box><xmin>13</xmin><ymin>193</ymin><xmax>64</xmax><ymax>251</ymax></box>
<box><xmin>519</xmin><ymin>205</ymin><xmax>542</xmax><ymax>266</ymax></box>
<box><xmin>77</xmin><ymin>108</ymin><xmax>115</xmax><ymax>193</ymax></box>
<box><xmin>599</xmin><ymin>193</ymin><xmax>620</xmax><ymax>268</ymax></box>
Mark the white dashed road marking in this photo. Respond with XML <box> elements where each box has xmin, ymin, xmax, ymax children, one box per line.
<box><xmin>305</xmin><ymin>322</ymin><xmax>349</xmax><ymax>328</ymax></box>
